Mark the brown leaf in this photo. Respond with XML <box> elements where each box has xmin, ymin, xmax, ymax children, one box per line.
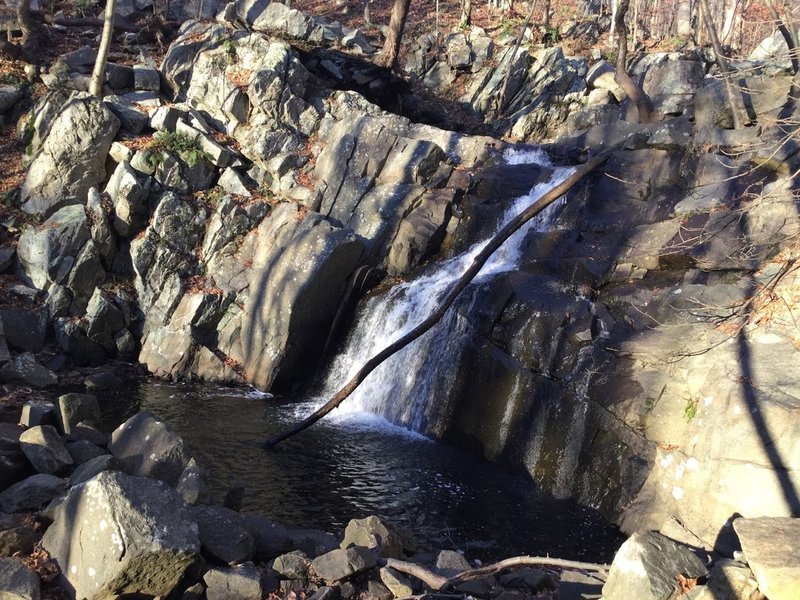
<box><xmin>676</xmin><ymin>572</ymin><xmax>698</xmax><ymax>593</ymax></box>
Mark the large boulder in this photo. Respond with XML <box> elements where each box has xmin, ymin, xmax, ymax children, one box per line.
<box><xmin>0</xmin><ymin>353</ymin><xmax>57</xmax><ymax>388</ymax></box>
<box><xmin>41</xmin><ymin>471</ymin><xmax>200</xmax><ymax>600</ymax></box>
<box><xmin>18</xmin><ymin>425</ymin><xmax>73</xmax><ymax>475</ymax></box>
<box><xmin>57</xmin><ymin>393</ymin><xmax>101</xmax><ymax>435</ymax></box>
<box><xmin>311</xmin><ymin>547</ymin><xmax>376</xmax><ymax>583</ymax></box>
<box><xmin>204</xmin><ymin>561</ymin><xmax>263</xmax><ymax>600</ymax></box>
<box><xmin>0</xmin><ymin>307</ymin><xmax>47</xmax><ymax>353</ymax></box>
<box><xmin>602</xmin><ymin>530</ymin><xmax>708</xmax><ymax>600</ymax></box>
<box><xmin>108</xmin><ymin>411</ymin><xmax>191</xmax><ymax>485</ymax></box>
<box><xmin>135</xmin><ymin>199</ymin><xmax>368</xmax><ymax>390</ymax></box>
<box><xmin>20</xmin><ymin>94</ymin><xmax>120</xmax><ymax>217</ymax></box>
<box><xmin>0</xmin><ymin>557</ymin><xmax>40</xmax><ymax>600</ymax></box>
<box><xmin>340</xmin><ymin>516</ymin><xmax>405</xmax><ymax>559</ymax></box>
<box><xmin>192</xmin><ymin>505</ymin><xmax>256</xmax><ymax>564</ymax></box>
<box><xmin>0</xmin><ymin>474</ymin><xmax>66</xmax><ymax>513</ymax></box>
<box><xmin>733</xmin><ymin>517</ymin><xmax>800</xmax><ymax>600</ymax></box>
<box><xmin>0</xmin><ymin>424</ymin><xmax>31</xmax><ymax>491</ymax></box>
<box><xmin>16</xmin><ymin>205</ymin><xmax>106</xmax><ymax>315</ymax></box>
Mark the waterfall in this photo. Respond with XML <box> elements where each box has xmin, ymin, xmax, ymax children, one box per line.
<box><xmin>318</xmin><ymin>147</ymin><xmax>574</xmax><ymax>434</ymax></box>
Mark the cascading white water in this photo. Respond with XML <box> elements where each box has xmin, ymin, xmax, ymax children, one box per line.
<box><xmin>319</xmin><ymin>147</ymin><xmax>574</xmax><ymax>432</ymax></box>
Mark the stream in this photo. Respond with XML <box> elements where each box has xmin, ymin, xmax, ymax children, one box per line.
<box><xmin>100</xmin><ymin>146</ymin><xmax>624</xmax><ymax>563</ymax></box>
<box><xmin>101</xmin><ymin>380</ymin><xmax>624</xmax><ymax>563</ymax></box>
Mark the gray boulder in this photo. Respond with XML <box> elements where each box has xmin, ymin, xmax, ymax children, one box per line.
<box><xmin>733</xmin><ymin>517</ymin><xmax>800</xmax><ymax>600</ymax></box>
<box><xmin>108</xmin><ymin>410</ymin><xmax>190</xmax><ymax>485</ymax></box>
<box><xmin>242</xmin><ymin>515</ymin><xmax>291</xmax><ymax>561</ymax></box>
<box><xmin>602</xmin><ymin>530</ymin><xmax>708</xmax><ymax>600</ymax></box>
<box><xmin>175</xmin><ymin>457</ymin><xmax>207</xmax><ymax>505</ymax></box>
<box><xmin>65</xmin><ymin>440</ymin><xmax>106</xmax><ymax>465</ymax></box>
<box><xmin>192</xmin><ymin>505</ymin><xmax>256</xmax><ymax>564</ymax></box>
<box><xmin>0</xmin><ymin>474</ymin><xmax>65</xmax><ymax>513</ymax></box>
<box><xmin>0</xmin><ymin>308</ymin><xmax>47</xmax><ymax>353</ymax></box>
<box><xmin>642</xmin><ymin>60</ymin><xmax>704</xmax><ymax>98</ymax></box>
<box><xmin>0</xmin><ymin>558</ymin><xmax>40</xmax><ymax>600</ymax></box>
<box><xmin>18</xmin><ymin>425</ymin><xmax>73</xmax><ymax>475</ymax></box>
<box><xmin>66</xmin><ymin>422</ymin><xmax>107</xmax><ymax>446</ymax></box>
<box><xmin>16</xmin><ymin>205</ymin><xmax>105</xmax><ymax>315</ymax></box>
<box><xmin>42</xmin><ymin>471</ymin><xmax>200</xmax><ymax>600</ymax></box>
<box><xmin>696</xmin><ymin>559</ymin><xmax>759</xmax><ymax>600</ymax></box>
<box><xmin>204</xmin><ymin>561</ymin><xmax>263</xmax><ymax>600</ymax></box>
<box><xmin>84</xmin><ymin>288</ymin><xmax>127</xmax><ymax>352</ymax></box>
<box><xmin>272</xmin><ymin>551</ymin><xmax>310</xmax><ymax>580</ymax></box>
<box><xmin>0</xmin><ymin>515</ymin><xmax>38</xmax><ymax>558</ymax></box>
<box><xmin>19</xmin><ymin>400</ymin><xmax>58</xmax><ymax>429</ymax></box>
<box><xmin>68</xmin><ymin>454</ymin><xmax>123</xmax><ymax>486</ymax></box>
<box><xmin>380</xmin><ymin>567</ymin><xmax>414</xmax><ymax>598</ymax></box>
<box><xmin>311</xmin><ymin>547</ymin><xmax>376</xmax><ymax>583</ymax></box>
<box><xmin>435</xmin><ymin>550</ymin><xmax>470</xmax><ymax>577</ymax></box>
<box><xmin>0</xmin><ymin>353</ymin><xmax>57</xmax><ymax>388</ymax></box>
<box><xmin>0</xmin><ymin>424</ymin><xmax>30</xmax><ymax>491</ymax></box>
<box><xmin>105</xmin><ymin>161</ymin><xmax>149</xmax><ymax>237</ymax></box>
<box><xmin>286</xmin><ymin>527</ymin><xmax>339</xmax><ymax>558</ymax></box>
<box><xmin>57</xmin><ymin>393</ymin><xmax>101</xmax><ymax>435</ymax></box>
<box><xmin>341</xmin><ymin>516</ymin><xmax>405</xmax><ymax>559</ymax></box>
<box><xmin>20</xmin><ymin>95</ymin><xmax>120</xmax><ymax>217</ymax></box>
<box><xmin>0</xmin><ymin>85</ymin><xmax>24</xmax><ymax>113</ymax></box>
<box><xmin>103</xmin><ymin>95</ymin><xmax>149</xmax><ymax>134</ymax></box>
<box><xmin>54</xmin><ymin>318</ymin><xmax>107</xmax><ymax>366</ymax></box>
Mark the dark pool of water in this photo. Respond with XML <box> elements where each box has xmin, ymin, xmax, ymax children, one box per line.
<box><xmin>98</xmin><ymin>380</ymin><xmax>624</xmax><ymax>563</ymax></box>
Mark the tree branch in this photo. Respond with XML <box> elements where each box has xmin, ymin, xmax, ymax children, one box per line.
<box><xmin>262</xmin><ymin>152</ymin><xmax>610</xmax><ymax>448</ymax></box>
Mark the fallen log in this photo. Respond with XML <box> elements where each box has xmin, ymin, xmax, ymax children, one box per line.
<box><xmin>381</xmin><ymin>555</ymin><xmax>609</xmax><ymax>592</ymax></box>
<box><xmin>262</xmin><ymin>151</ymin><xmax>609</xmax><ymax>448</ymax></box>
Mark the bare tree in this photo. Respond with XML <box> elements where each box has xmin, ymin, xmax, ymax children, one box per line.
<box><xmin>675</xmin><ymin>0</ymin><xmax>693</xmax><ymax>38</ymax></box>
<box><xmin>460</xmin><ymin>0</ymin><xmax>472</xmax><ymax>27</ymax></box>
<box><xmin>613</xmin><ymin>0</ymin><xmax>655</xmax><ymax>122</ymax></box>
<box><xmin>379</xmin><ymin>0</ymin><xmax>411</xmax><ymax>70</ymax></box>
<box><xmin>89</xmin><ymin>0</ymin><xmax>117</xmax><ymax>97</ymax></box>
<box><xmin>15</xmin><ymin>0</ymin><xmax>33</xmax><ymax>45</ymax></box>
<box><xmin>767</xmin><ymin>0</ymin><xmax>799</xmax><ymax>73</ymax></box>
<box><xmin>697</xmin><ymin>0</ymin><xmax>747</xmax><ymax>128</ymax></box>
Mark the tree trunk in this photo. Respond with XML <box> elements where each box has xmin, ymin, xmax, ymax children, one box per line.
<box><xmin>497</xmin><ymin>1</ymin><xmax>536</xmax><ymax>113</ymax></box>
<box><xmin>609</xmin><ymin>0</ymin><xmax>618</xmax><ymax>44</ymax></box>
<box><xmin>379</xmin><ymin>0</ymin><xmax>411</xmax><ymax>70</ymax></box>
<box><xmin>676</xmin><ymin>0</ymin><xmax>692</xmax><ymax>38</ymax></box>
<box><xmin>614</xmin><ymin>0</ymin><xmax>655</xmax><ymax>122</ymax></box>
<box><xmin>89</xmin><ymin>0</ymin><xmax>116</xmax><ymax>98</ymax></box>
<box><xmin>698</xmin><ymin>0</ymin><xmax>746</xmax><ymax>128</ymax></box>
<box><xmin>460</xmin><ymin>0</ymin><xmax>472</xmax><ymax>27</ymax></box>
<box><xmin>262</xmin><ymin>152</ymin><xmax>610</xmax><ymax>449</ymax></box>
<box><xmin>767</xmin><ymin>0</ymin><xmax>799</xmax><ymax>74</ymax></box>
<box><xmin>16</xmin><ymin>0</ymin><xmax>33</xmax><ymax>44</ymax></box>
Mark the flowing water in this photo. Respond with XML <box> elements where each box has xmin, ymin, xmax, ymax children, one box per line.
<box><xmin>317</xmin><ymin>147</ymin><xmax>571</xmax><ymax>433</ymax></box>
<box><xmin>102</xmin><ymin>147</ymin><xmax>624</xmax><ymax>562</ymax></box>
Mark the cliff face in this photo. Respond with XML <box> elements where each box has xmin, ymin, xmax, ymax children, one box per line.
<box><xmin>2</xmin><ymin>2</ymin><xmax>799</xmax><ymax>556</ymax></box>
